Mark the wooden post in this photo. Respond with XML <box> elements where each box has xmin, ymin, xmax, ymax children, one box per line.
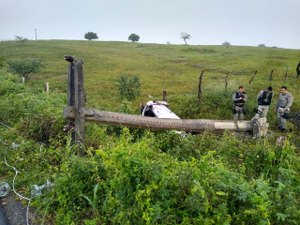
<box><xmin>268</xmin><ymin>70</ymin><xmax>273</xmax><ymax>84</ymax></box>
<box><xmin>68</xmin><ymin>61</ymin><xmax>75</xmax><ymax>106</ymax></box>
<box><xmin>224</xmin><ymin>72</ymin><xmax>229</xmax><ymax>92</ymax></box>
<box><xmin>248</xmin><ymin>70</ymin><xmax>257</xmax><ymax>88</ymax></box>
<box><xmin>198</xmin><ymin>70</ymin><xmax>204</xmax><ymax>101</ymax></box>
<box><xmin>64</xmin><ymin>55</ymin><xmax>85</xmax><ymax>145</ymax></box>
<box><xmin>44</xmin><ymin>82</ymin><xmax>49</xmax><ymax>93</ymax></box>
<box><xmin>163</xmin><ymin>90</ymin><xmax>167</xmax><ymax>102</ymax></box>
<box><xmin>284</xmin><ymin>65</ymin><xmax>288</xmax><ymax>81</ymax></box>
<box><xmin>66</xmin><ymin>57</ymin><xmax>76</xmax><ymax>141</ymax></box>
<box><xmin>74</xmin><ymin>60</ymin><xmax>85</xmax><ymax>144</ymax></box>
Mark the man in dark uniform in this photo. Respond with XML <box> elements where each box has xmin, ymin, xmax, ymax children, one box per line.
<box><xmin>232</xmin><ymin>86</ymin><xmax>247</xmax><ymax>120</ymax></box>
<box><xmin>252</xmin><ymin>86</ymin><xmax>273</xmax><ymax>120</ymax></box>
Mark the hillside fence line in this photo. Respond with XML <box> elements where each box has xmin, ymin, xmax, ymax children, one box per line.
<box><xmin>63</xmin><ymin>56</ymin><xmax>280</xmax><ymax>144</ymax></box>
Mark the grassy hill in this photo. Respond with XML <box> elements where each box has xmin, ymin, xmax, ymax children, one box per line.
<box><xmin>0</xmin><ymin>40</ymin><xmax>300</xmax><ymax>224</ymax></box>
<box><xmin>1</xmin><ymin>40</ymin><xmax>299</xmax><ymax>112</ymax></box>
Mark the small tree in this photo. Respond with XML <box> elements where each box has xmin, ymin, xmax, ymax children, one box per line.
<box><xmin>118</xmin><ymin>74</ymin><xmax>141</xmax><ymax>101</ymax></box>
<box><xmin>180</xmin><ymin>32</ymin><xmax>191</xmax><ymax>45</ymax></box>
<box><xmin>7</xmin><ymin>58</ymin><xmax>45</xmax><ymax>82</ymax></box>
<box><xmin>128</xmin><ymin>33</ymin><xmax>140</xmax><ymax>42</ymax></box>
<box><xmin>258</xmin><ymin>44</ymin><xmax>266</xmax><ymax>47</ymax></box>
<box><xmin>84</xmin><ymin>32</ymin><xmax>98</xmax><ymax>41</ymax></box>
<box><xmin>15</xmin><ymin>36</ymin><xmax>28</xmax><ymax>44</ymax></box>
<box><xmin>0</xmin><ymin>56</ymin><xmax>4</xmax><ymax>68</ymax></box>
<box><xmin>222</xmin><ymin>41</ymin><xmax>231</xmax><ymax>46</ymax></box>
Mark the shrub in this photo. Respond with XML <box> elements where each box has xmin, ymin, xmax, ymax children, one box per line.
<box><xmin>7</xmin><ymin>58</ymin><xmax>45</xmax><ymax>81</ymax></box>
<box><xmin>118</xmin><ymin>74</ymin><xmax>141</xmax><ymax>101</ymax></box>
<box><xmin>15</xmin><ymin>35</ymin><xmax>28</xmax><ymax>44</ymax></box>
<box><xmin>0</xmin><ymin>56</ymin><xmax>5</xmax><ymax>68</ymax></box>
<box><xmin>170</xmin><ymin>92</ymin><xmax>232</xmax><ymax>119</ymax></box>
<box><xmin>222</xmin><ymin>41</ymin><xmax>231</xmax><ymax>46</ymax></box>
<box><xmin>0</xmin><ymin>77</ymin><xmax>65</xmax><ymax>142</ymax></box>
<box><xmin>258</xmin><ymin>44</ymin><xmax>266</xmax><ymax>47</ymax></box>
<box><xmin>84</xmin><ymin>32</ymin><xmax>98</xmax><ymax>41</ymax></box>
<box><xmin>128</xmin><ymin>33</ymin><xmax>140</xmax><ymax>42</ymax></box>
<box><xmin>0</xmin><ymin>72</ymin><xmax>24</xmax><ymax>95</ymax></box>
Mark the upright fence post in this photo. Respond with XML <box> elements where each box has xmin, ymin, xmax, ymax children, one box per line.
<box><xmin>74</xmin><ymin>60</ymin><xmax>85</xmax><ymax>144</ymax></box>
<box><xmin>64</xmin><ymin>55</ymin><xmax>85</xmax><ymax>145</ymax></box>
<box><xmin>248</xmin><ymin>70</ymin><xmax>257</xmax><ymax>89</ymax></box>
<box><xmin>67</xmin><ymin>58</ymin><xmax>75</xmax><ymax>107</ymax></box>
<box><xmin>44</xmin><ymin>82</ymin><xmax>49</xmax><ymax>93</ymax></box>
<box><xmin>163</xmin><ymin>90</ymin><xmax>168</xmax><ymax>102</ymax></box>
<box><xmin>284</xmin><ymin>65</ymin><xmax>288</xmax><ymax>81</ymax></box>
<box><xmin>198</xmin><ymin>70</ymin><xmax>204</xmax><ymax>101</ymax></box>
<box><xmin>268</xmin><ymin>70</ymin><xmax>273</xmax><ymax>84</ymax></box>
<box><xmin>224</xmin><ymin>72</ymin><xmax>229</xmax><ymax>93</ymax></box>
<box><xmin>64</xmin><ymin>56</ymin><xmax>76</xmax><ymax>142</ymax></box>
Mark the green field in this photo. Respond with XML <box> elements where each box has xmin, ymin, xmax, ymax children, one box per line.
<box><xmin>1</xmin><ymin>40</ymin><xmax>299</xmax><ymax>112</ymax></box>
<box><xmin>0</xmin><ymin>40</ymin><xmax>299</xmax><ymax>224</ymax></box>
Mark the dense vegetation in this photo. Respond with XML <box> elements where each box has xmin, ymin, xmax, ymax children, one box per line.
<box><xmin>0</xmin><ymin>40</ymin><xmax>299</xmax><ymax>224</ymax></box>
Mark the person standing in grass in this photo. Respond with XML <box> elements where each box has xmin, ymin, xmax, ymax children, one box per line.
<box><xmin>296</xmin><ymin>61</ymin><xmax>300</xmax><ymax>77</ymax></box>
<box><xmin>252</xmin><ymin>86</ymin><xmax>273</xmax><ymax>120</ymax></box>
<box><xmin>275</xmin><ymin>86</ymin><xmax>293</xmax><ymax>132</ymax></box>
<box><xmin>232</xmin><ymin>85</ymin><xmax>247</xmax><ymax>120</ymax></box>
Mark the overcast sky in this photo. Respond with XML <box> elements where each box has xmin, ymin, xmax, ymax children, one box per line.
<box><xmin>1</xmin><ymin>0</ymin><xmax>299</xmax><ymax>49</ymax></box>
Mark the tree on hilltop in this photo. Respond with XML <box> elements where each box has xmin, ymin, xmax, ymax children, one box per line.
<box><xmin>15</xmin><ymin>36</ymin><xmax>28</xmax><ymax>44</ymax></box>
<box><xmin>258</xmin><ymin>44</ymin><xmax>266</xmax><ymax>47</ymax></box>
<box><xmin>222</xmin><ymin>41</ymin><xmax>231</xmax><ymax>46</ymax></box>
<box><xmin>180</xmin><ymin>32</ymin><xmax>191</xmax><ymax>45</ymax></box>
<box><xmin>84</xmin><ymin>32</ymin><xmax>98</xmax><ymax>41</ymax></box>
<box><xmin>128</xmin><ymin>34</ymin><xmax>140</xmax><ymax>42</ymax></box>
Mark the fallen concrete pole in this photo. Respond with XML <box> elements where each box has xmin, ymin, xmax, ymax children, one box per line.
<box><xmin>63</xmin><ymin>106</ymin><xmax>253</xmax><ymax>133</ymax></box>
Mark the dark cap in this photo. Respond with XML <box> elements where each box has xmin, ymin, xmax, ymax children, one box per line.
<box><xmin>267</xmin><ymin>86</ymin><xmax>272</xmax><ymax>91</ymax></box>
<box><xmin>281</xmin><ymin>85</ymin><xmax>287</xmax><ymax>90</ymax></box>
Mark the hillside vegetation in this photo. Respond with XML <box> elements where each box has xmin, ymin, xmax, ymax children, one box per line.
<box><xmin>0</xmin><ymin>40</ymin><xmax>299</xmax><ymax>224</ymax></box>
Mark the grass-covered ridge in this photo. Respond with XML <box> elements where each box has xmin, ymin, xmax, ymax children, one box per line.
<box><xmin>0</xmin><ymin>40</ymin><xmax>299</xmax><ymax>224</ymax></box>
<box><xmin>1</xmin><ymin>40</ymin><xmax>299</xmax><ymax>112</ymax></box>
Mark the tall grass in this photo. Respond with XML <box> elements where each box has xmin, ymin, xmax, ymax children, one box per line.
<box><xmin>0</xmin><ymin>40</ymin><xmax>299</xmax><ymax>224</ymax></box>
<box><xmin>1</xmin><ymin>40</ymin><xmax>299</xmax><ymax>112</ymax></box>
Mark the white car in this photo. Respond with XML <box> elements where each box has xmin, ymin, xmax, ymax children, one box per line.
<box><xmin>141</xmin><ymin>100</ymin><xmax>180</xmax><ymax>119</ymax></box>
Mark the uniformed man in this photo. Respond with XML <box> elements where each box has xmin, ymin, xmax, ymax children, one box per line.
<box><xmin>232</xmin><ymin>86</ymin><xmax>247</xmax><ymax>120</ymax></box>
<box><xmin>275</xmin><ymin>86</ymin><xmax>293</xmax><ymax>132</ymax></box>
<box><xmin>252</xmin><ymin>86</ymin><xmax>273</xmax><ymax>120</ymax></box>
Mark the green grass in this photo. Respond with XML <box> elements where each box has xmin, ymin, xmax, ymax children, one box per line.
<box><xmin>0</xmin><ymin>40</ymin><xmax>300</xmax><ymax>224</ymax></box>
<box><xmin>1</xmin><ymin>40</ymin><xmax>299</xmax><ymax>114</ymax></box>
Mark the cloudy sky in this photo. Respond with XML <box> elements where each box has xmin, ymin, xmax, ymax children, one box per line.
<box><xmin>1</xmin><ymin>0</ymin><xmax>299</xmax><ymax>49</ymax></box>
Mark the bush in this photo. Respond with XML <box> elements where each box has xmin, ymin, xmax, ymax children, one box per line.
<box><xmin>258</xmin><ymin>44</ymin><xmax>266</xmax><ymax>47</ymax></box>
<box><xmin>15</xmin><ymin>35</ymin><xmax>28</xmax><ymax>44</ymax></box>
<box><xmin>0</xmin><ymin>72</ymin><xmax>24</xmax><ymax>95</ymax></box>
<box><xmin>170</xmin><ymin>92</ymin><xmax>232</xmax><ymax>119</ymax></box>
<box><xmin>32</xmin><ymin>129</ymin><xmax>299</xmax><ymax>224</ymax></box>
<box><xmin>222</xmin><ymin>41</ymin><xmax>231</xmax><ymax>46</ymax></box>
<box><xmin>118</xmin><ymin>74</ymin><xmax>141</xmax><ymax>101</ymax></box>
<box><xmin>84</xmin><ymin>32</ymin><xmax>99</xmax><ymax>41</ymax></box>
<box><xmin>0</xmin><ymin>75</ymin><xmax>65</xmax><ymax>142</ymax></box>
<box><xmin>0</xmin><ymin>56</ymin><xmax>5</xmax><ymax>68</ymax></box>
<box><xmin>7</xmin><ymin>58</ymin><xmax>45</xmax><ymax>81</ymax></box>
<box><xmin>128</xmin><ymin>33</ymin><xmax>140</xmax><ymax>42</ymax></box>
